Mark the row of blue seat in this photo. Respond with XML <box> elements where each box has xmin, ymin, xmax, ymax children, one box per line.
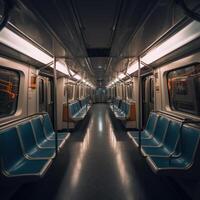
<box><xmin>69</xmin><ymin>97</ymin><xmax>90</xmax><ymax>121</ymax></box>
<box><xmin>0</xmin><ymin>113</ymin><xmax>70</xmax><ymax>181</ymax></box>
<box><xmin>127</xmin><ymin>112</ymin><xmax>200</xmax><ymax>178</ymax></box>
<box><xmin>110</xmin><ymin>99</ymin><xmax>130</xmax><ymax>120</ymax></box>
<box><xmin>80</xmin><ymin>96</ymin><xmax>90</xmax><ymax>109</ymax></box>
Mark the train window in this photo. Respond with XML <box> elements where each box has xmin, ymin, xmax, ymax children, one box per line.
<box><xmin>167</xmin><ymin>64</ymin><xmax>200</xmax><ymax>116</ymax></box>
<box><xmin>47</xmin><ymin>80</ymin><xmax>53</xmax><ymax>104</ymax></box>
<box><xmin>150</xmin><ymin>78</ymin><xmax>154</xmax><ymax>103</ymax></box>
<box><xmin>80</xmin><ymin>86</ymin><xmax>84</xmax><ymax>98</ymax></box>
<box><xmin>127</xmin><ymin>83</ymin><xmax>133</xmax><ymax>100</ymax></box>
<box><xmin>39</xmin><ymin>79</ymin><xmax>44</xmax><ymax>104</ymax></box>
<box><xmin>0</xmin><ymin>67</ymin><xmax>20</xmax><ymax>118</ymax></box>
<box><xmin>75</xmin><ymin>85</ymin><xmax>79</xmax><ymax>99</ymax></box>
<box><xmin>68</xmin><ymin>84</ymin><xmax>74</xmax><ymax>100</ymax></box>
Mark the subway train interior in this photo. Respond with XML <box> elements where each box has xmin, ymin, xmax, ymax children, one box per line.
<box><xmin>0</xmin><ymin>0</ymin><xmax>200</xmax><ymax>199</ymax></box>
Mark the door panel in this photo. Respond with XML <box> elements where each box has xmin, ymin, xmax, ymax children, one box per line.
<box><xmin>38</xmin><ymin>76</ymin><xmax>54</xmax><ymax>121</ymax></box>
<box><xmin>142</xmin><ymin>75</ymin><xmax>154</xmax><ymax>127</ymax></box>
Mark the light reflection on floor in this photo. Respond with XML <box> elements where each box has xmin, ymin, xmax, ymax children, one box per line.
<box><xmin>106</xmin><ymin>114</ymin><xmax>136</xmax><ymax>200</ymax></box>
<box><xmin>55</xmin><ymin>119</ymin><xmax>93</xmax><ymax>200</ymax></box>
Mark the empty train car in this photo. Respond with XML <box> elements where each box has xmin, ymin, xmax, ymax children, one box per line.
<box><xmin>0</xmin><ymin>0</ymin><xmax>200</xmax><ymax>199</ymax></box>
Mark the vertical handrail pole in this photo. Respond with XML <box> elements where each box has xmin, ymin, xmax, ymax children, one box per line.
<box><xmin>66</xmin><ymin>78</ymin><xmax>69</xmax><ymax>130</ymax></box>
<box><xmin>115</xmin><ymin>83</ymin><xmax>117</xmax><ymax>112</ymax></box>
<box><xmin>138</xmin><ymin>57</ymin><xmax>142</xmax><ymax>151</ymax></box>
<box><xmin>53</xmin><ymin>57</ymin><xmax>58</xmax><ymax>156</ymax></box>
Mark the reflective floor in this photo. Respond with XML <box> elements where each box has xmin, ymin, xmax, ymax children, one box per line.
<box><xmin>11</xmin><ymin>104</ymin><xmax>188</xmax><ymax>200</ymax></box>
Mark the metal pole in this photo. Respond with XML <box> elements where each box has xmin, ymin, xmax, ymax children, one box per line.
<box><xmin>138</xmin><ymin>57</ymin><xmax>142</xmax><ymax>151</ymax></box>
<box><xmin>114</xmin><ymin>83</ymin><xmax>117</xmax><ymax>112</ymax></box>
<box><xmin>53</xmin><ymin>57</ymin><xmax>58</xmax><ymax>156</ymax></box>
<box><xmin>112</xmin><ymin>87</ymin><xmax>114</xmax><ymax>111</ymax></box>
<box><xmin>66</xmin><ymin>78</ymin><xmax>69</xmax><ymax>130</ymax></box>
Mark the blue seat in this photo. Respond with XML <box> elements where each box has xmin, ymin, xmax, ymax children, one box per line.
<box><xmin>71</xmin><ymin>101</ymin><xmax>87</xmax><ymax>121</ymax></box>
<box><xmin>124</xmin><ymin>103</ymin><xmax>130</xmax><ymax>116</ymax></box>
<box><xmin>42</xmin><ymin>114</ymin><xmax>70</xmax><ymax>141</ymax></box>
<box><xmin>69</xmin><ymin>103</ymin><xmax>76</xmax><ymax>117</ymax></box>
<box><xmin>128</xmin><ymin>112</ymin><xmax>158</xmax><ymax>139</ymax></box>
<box><xmin>31</xmin><ymin>117</ymin><xmax>66</xmax><ymax>149</ymax></box>
<box><xmin>113</xmin><ymin>101</ymin><xmax>130</xmax><ymax>121</ymax></box>
<box><xmin>81</xmin><ymin>98</ymin><xmax>86</xmax><ymax>108</ymax></box>
<box><xmin>0</xmin><ymin>127</ymin><xmax>52</xmax><ymax>178</ymax></box>
<box><xmin>18</xmin><ymin>121</ymin><xmax>57</xmax><ymax>158</ymax></box>
<box><xmin>34</xmin><ymin>116</ymin><xmax>68</xmax><ymax>141</ymax></box>
<box><xmin>31</xmin><ymin>117</ymin><xmax>65</xmax><ymax>148</ymax></box>
<box><xmin>81</xmin><ymin>98</ymin><xmax>90</xmax><ymax>112</ymax></box>
<box><xmin>110</xmin><ymin>99</ymin><xmax>121</xmax><ymax>112</ymax></box>
<box><xmin>114</xmin><ymin>101</ymin><xmax>124</xmax><ymax>117</ymax></box>
<box><xmin>147</xmin><ymin>125</ymin><xmax>200</xmax><ymax>178</ymax></box>
<box><xmin>141</xmin><ymin>120</ymin><xmax>181</xmax><ymax>157</ymax></box>
<box><xmin>130</xmin><ymin>116</ymin><xmax>170</xmax><ymax>147</ymax></box>
<box><xmin>18</xmin><ymin>121</ymin><xmax>62</xmax><ymax>149</ymax></box>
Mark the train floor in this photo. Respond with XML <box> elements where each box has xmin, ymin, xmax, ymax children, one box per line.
<box><xmin>10</xmin><ymin>104</ymin><xmax>189</xmax><ymax>200</ymax></box>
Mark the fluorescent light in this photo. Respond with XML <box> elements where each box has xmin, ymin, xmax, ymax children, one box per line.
<box><xmin>114</xmin><ymin>78</ymin><xmax>119</xmax><ymax>83</ymax></box>
<box><xmin>141</xmin><ymin>21</ymin><xmax>200</xmax><ymax>64</ymax></box>
<box><xmin>50</xmin><ymin>61</ymin><xmax>70</xmax><ymax>75</ymax></box>
<box><xmin>74</xmin><ymin>74</ymin><xmax>81</xmax><ymax>80</ymax></box>
<box><xmin>0</xmin><ymin>27</ymin><xmax>91</xmax><ymax>81</ymax></box>
<box><xmin>118</xmin><ymin>73</ymin><xmax>125</xmax><ymax>79</ymax></box>
<box><xmin>127</xmin><ymin>62</ymin><xmax>138</xmax><ymax>75</ymax></box>
<box><xmin>0</xmin><ymin>27</ymin><xmax>52</xmax><ymax>64</ymax></box>
<box><xmin>127</xmin><ymin>61</ymin><xmax>144</xmax><ymax>75</ymax></box>
<box><xmin>50</xmin><ymin>61</ymin><xmax>76</xmax><ymax>77</ymax></box>
<box><xmin>69</xmin><ymin>70</ymin><xmax>75</xmax><ymax>76</ymax></box>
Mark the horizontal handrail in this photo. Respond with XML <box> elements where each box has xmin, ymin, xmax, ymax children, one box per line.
<box><xmin>154</xmin><ymin>110</ymin><xmax>186</xmax><ymax>121</ymax></box>
<box><xmin>0</xmin><ymin>112</ymin><xmax>48</xmax><ymax>130</ymax></box>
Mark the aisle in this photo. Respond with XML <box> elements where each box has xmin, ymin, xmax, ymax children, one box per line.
<box><xmin>12</xmin><ymin>104</ymin><xmax>187</xmax><ymax>200</ymax></box>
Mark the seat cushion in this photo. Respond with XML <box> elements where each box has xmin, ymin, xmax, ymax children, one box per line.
<box><xmin>7</xmin><ymin>158</ymin><xmax>52</xmax><ymax>177</ymax></box>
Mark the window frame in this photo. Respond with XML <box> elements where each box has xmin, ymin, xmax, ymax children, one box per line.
<box><xmin>0</xmin><ymin>66</ymin><xmax>20</xmax><ymax>118</ymax></box>
<box><xmin>166</xmin><ymin>63</ymin><xmax>200</xmax><ymax>117</ymax></box>
<box><xmin>127</xmin><ymin>82</ymin><xmax>134</xmax><ymax>100</ymax></box>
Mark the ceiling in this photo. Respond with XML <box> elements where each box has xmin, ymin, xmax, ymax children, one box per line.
<box><xmin>18</xmin><ymin>0</ymin><xmax>159</xmax><ymax>86</ymax></box>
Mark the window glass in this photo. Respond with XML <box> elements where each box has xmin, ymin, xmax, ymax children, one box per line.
<box><xmin>150</xmin><ymin>78</ymin><xmax>154</xmax><ymax>103</ymax></box>
<box><xmin>127</xmin><ymin>82</ymin><xmax>133</xmax><ymax>100</ymax></box>
<box><xmin>68</xmin><ymin>84</ymin><xmax>74</xmax><ymax>100</ymax></box>
<box><xmin>0</xmin><ymin>67</ymin><xmax>20</xmax><ymax>118</ymax></box>
<box><xmin>167</xmin><ymin>64</ymin><xmax>200</xmax><ymax>116</ymax></box>
<box><xmin>47</xmin><ymin>80</ymin><xmax>53</xmax><ymax>104</ymax></box>
<box><xmin>80</xmin><ymin>86</ymin><xmax>84</xmax><ymax>98</ymax></box>
<box><xmin>39</xmin><ymin>79</ymin><xmax>44</xmax><ymax>104</ymax></box>
<box><xmin>121</xmin><ymin>84</ymin><xmax>124</xmax><ymax>99</ymax></box>
<box><xmin>75</xmin><ymin>85</ymin><xmax>79</xmax><ymax>99</ymax></box>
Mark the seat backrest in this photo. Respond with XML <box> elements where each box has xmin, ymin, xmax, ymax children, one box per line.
<box><xmin>153</xmin><ymin>116</ymin><xmax>170</xmax><ymax>143</ymax></box>
<box><xmin>0</xmin><ymin>127</ymin><xmax>23</xmax><ymax>170</ymax></box>
<box><xmin>82</xmin><ymin>98</ymin><xmax>86</xmax><ymax>107</ymax></box>
<box><xmin>80</xmin><ymin>99</ymin><xmax>84</xmax><ymax>108</ymax></box>
<box><xmin>74</xmin><ymin>102</ymin><xmax>78</xmax><ymax>114</ymax></box>
<box><xmin>120</xmin><ymin>101</ymin><xmax>125</xmax><ymax>112</ymax></box>
<box><xmin>31</xmin><ymin>117</ymin><xmax>47</xmax><ymax>143</ymax></box>
<box><xmin>76</xmin><ymin>101</ymin><xmax>81</xmax><ymax>112</ymax></box>
<box><xmin>145</xmin><ymin>112</ymin><xmax>158</xmax><ymax>134</ymax></box>
<box><xmin>164</xmin><ymin>120</ymin><xmax>181</xmax><ymax>152</ymax></box>
<box><xmin>180</xmin><ymin>126</ymin><xmax>200</xmax><ymax>164</ymax></box>
<box><xmin>116</xmin><ymin>99</ymin><xmax>121</xmax><ymax>108</ymax></box>
<box><xmin>18</xmin><ymin>121</ymin><xmax>36</xmax><ymax>152</ymax></box>
<box><xmin>43</xmin><ymin>113</ymin><xmax>54</xmax><ymax>136</ymax></box>
<box><xmin>69</xmin><ymin>103</ymin><xmax>75</xmax><ymax>117</ymax></box>
<box><xmin>124</xmin><ymin>103</ymin><xmax>130</xmax><ymax>116</ymax></box>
